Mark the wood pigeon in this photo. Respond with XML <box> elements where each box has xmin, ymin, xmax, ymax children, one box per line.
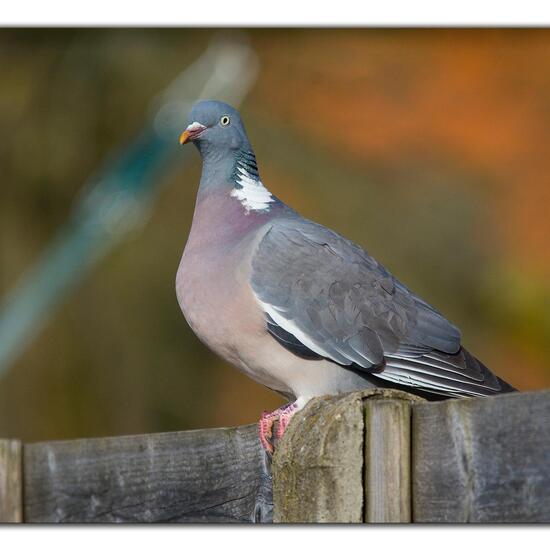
<box><xmin>176</xmin><ymin>100</ymin><xmax>516</xmax><ymax>453</ymax></box>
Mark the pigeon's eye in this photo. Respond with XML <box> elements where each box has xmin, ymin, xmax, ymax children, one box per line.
<box><xmin>220</xmin><ymin>115</ymin><xmax>231</xmax><ymax>126</ymax></box>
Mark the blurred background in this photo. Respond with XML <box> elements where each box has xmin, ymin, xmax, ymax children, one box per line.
<box><xmin>1</xmin><ymin>28</ymin><xmax>549</xmax><ymax>443</ymax></box>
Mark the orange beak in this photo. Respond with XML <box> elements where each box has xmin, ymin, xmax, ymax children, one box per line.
<box><xmin>179</xmin><ymin>130</ymin><xmax>191</xmax><ymax>145</ymax></box>
<box><xmin>179</xmin><ymin>122</ymin><xmax>207</xmax><ymax>146</ymax></box>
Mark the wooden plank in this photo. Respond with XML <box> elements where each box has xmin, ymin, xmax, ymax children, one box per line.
<box><xmin>272</xmin><ymin>392</ymin><xmax>364</xmax><ymax>523</ymax></box>
<box><xmin>364</xmin><ymin>398</ymin><xmax>412</xmax><ymax>523</ymax></box>
<box><xmin>24</xmin><ymin>424</ymin><xmax>272</xmax><ymax>523</ymax></box>
<box><xmin>0</xmin><ymin>439</ymin><xmax>23</xmax><ymax>523</ymax></box>
<box><xmin>412</xmin><ymin>388</ymin><xmax>550</xmax><ymax>522</ymax></box>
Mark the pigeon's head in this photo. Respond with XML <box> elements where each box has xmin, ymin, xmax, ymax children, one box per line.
<box><xmin>179</xmin><ymin>100</ymin><xmax>251</xmax><ymax>154</ymax></box>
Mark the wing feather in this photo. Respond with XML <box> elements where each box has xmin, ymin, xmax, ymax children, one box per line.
<box><xmin>251</xmin><ymin>217</ymin><xmax>515</xmax><ymax>398</ymax></box>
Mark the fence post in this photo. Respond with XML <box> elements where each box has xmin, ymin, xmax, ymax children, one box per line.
<box><xmin>272</xmin><ymin>388</ymin><xmax>422</xmax><ymax>523</ymax></box>
<box><xmin>0</xmin><ymin>439</ymin><xmax>23</xmax><ymax>523</ymax></box>
<box><xmin>272</xmin><ymin>392</ymin><xmax>365</xmax><ymax>523</ymax></box>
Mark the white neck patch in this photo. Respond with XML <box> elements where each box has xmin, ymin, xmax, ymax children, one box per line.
<box><xmin>230</xmin><ymin>164</ymin><xmax>274</xmax><ymax>213</ymax></box>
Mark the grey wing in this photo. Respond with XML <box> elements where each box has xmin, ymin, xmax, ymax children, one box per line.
<box><xmin>250</xmin><ymin>219</ymin><xmax>513</xmax><ymax>397</ymax></box>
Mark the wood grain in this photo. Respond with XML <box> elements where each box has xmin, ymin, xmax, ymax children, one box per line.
<box><xmin>24</xmin><ymin>424</ymin><xmax>272</xmax><ymax>523</ymax></box>
<box><xmin>0</xmin><ymin>439</ymin><xmax>22</xmax><ymax>523</ymax></box>
<box><xmin>364</xmin><ymin>398</ymin><xmax>412</xmax><ymax>523</ymax></box>
<box><xmin>413</xmin><ymin>388</ymin><xmax>550</xmax><ymax>522</ymax></box>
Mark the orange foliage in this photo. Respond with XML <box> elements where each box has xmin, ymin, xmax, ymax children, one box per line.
<box><xmin>252</xmin><ymin>29</ymin><xmax>550</xmax><ymax>276</ymax></box>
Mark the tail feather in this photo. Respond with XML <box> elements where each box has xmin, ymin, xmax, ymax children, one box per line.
<box><xmin>371</xmin><ymin>346</ymin><xmax>516</xmax><ymax>399</ymax></box>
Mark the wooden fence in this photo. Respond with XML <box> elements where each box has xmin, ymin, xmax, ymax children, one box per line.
<box><xmin>2</xmin><ymin>387</ymin><xmax>550</xmax><ymax>523</ymax></box>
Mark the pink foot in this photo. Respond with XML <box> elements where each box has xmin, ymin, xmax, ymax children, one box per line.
<box><xmin>258</xmin><ymin>401</ymin><xmax>298</xmax><ymax>454</ymax></box>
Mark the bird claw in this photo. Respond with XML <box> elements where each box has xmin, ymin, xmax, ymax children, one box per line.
<box><xmin>258</xmin><ymin>410</ymin><xmax>277</xmax><ymax>454</ymax></box>
<box><xmin>258</xmin><ymin>401</ymin><xmax>298</xmax><ymax>454</ymax></box>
